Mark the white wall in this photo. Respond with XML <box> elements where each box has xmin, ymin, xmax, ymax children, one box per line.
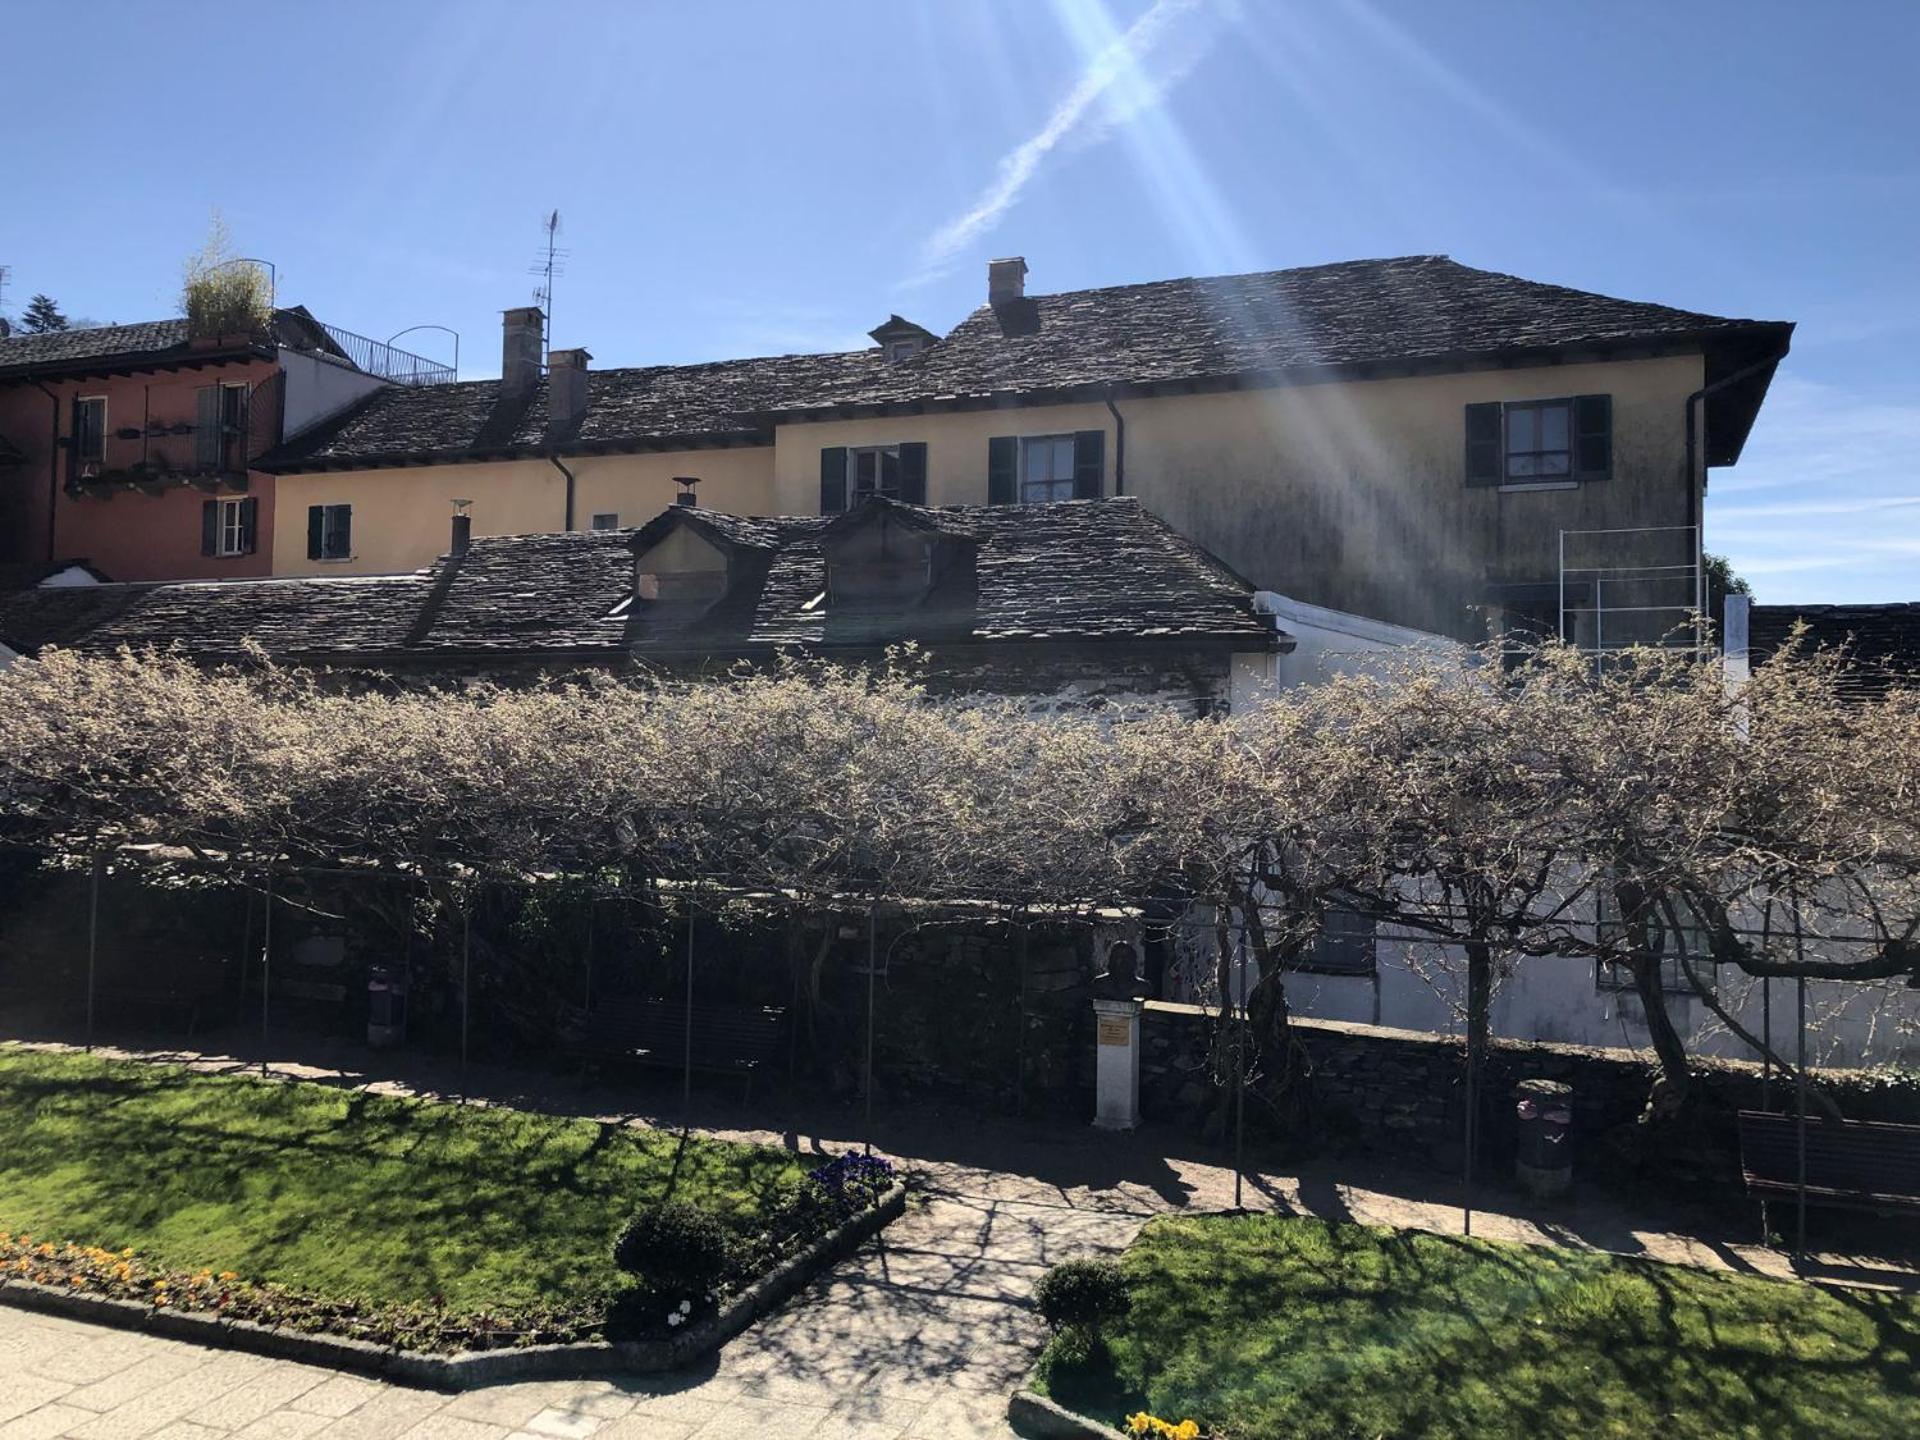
<box><xmin>278</xmin><ymin>349</ymin><xmax>393</xmax><ymax>441</ymax></box>
<box><xmin>1229</xmin><ymin>591</ymin><xmax>1461</xmax><ymax>711</ymax></box>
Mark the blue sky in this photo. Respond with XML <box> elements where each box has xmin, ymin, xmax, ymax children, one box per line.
<box><xmin>5</xmin><ymin>1</ymin><xmax>1916</xmax><ymax>602</ymax></box>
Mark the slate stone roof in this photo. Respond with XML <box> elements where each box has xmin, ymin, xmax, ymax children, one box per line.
<box><xmin>261</xmin><ymin>256</ymin><xmax>1791</xmax><ymax>474</ymax></box>
<box><xmin>1</xmin><ymin>498</ymin><xmax>1278</xmax><ymax>664</ymax></box>
<box><xmin>1750</xmin><ymin>602</ymin><xmax>1920</xmax><ymax>695</ymax></box>
<box><xmin>0</xmin><ymin>320</ymin><xmax>191</xmax><ymax>374</ymax></box>
<box><xmin>266</xmin><ymin>350</ymin><xmax>885</xmax><ymax>470</ymax></box>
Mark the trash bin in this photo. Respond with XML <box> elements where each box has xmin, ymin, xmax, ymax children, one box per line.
<box><xmin>368</xmin><ymin>965</ymin><xmax>408</xmax><ymax>1049</ymax></box>
<box><xmin>1514</xmin><ymin>1078</ymin><xmax>1573</xmax><ymax>1199</ymax></box>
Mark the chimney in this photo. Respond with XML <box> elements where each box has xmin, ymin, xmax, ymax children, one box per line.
<box><xmin>450</xmin><ymin>499</ymin><xmax>472</xmax><ymax>557</ymax></box>
<box><xmin>500</xmin><ymin>306</ymin><xmax>544</xmax><ymax>398</ymax></box>
<box><xmin>988</xmin><ymin>256</ymin><xmax>1028</xmax><ymax>307</ymax></box>
<box><xmin>547</xmin><ymin>347</ymin><xmax>591</xmax><ymax>437</ymax></box>
<box><xmin>673</xmin><ymin>476</ymin><xmax>700</xmax><ymax>507</ymax></box>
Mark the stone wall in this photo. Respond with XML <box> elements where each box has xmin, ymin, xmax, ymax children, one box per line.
<box><xmin>1140</xmin><ymin>1000</ymin><xmax>1920</xmax><ymax>1196</ymax></box>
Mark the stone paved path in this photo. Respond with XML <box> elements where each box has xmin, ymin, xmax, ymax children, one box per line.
<box><xmin>3</xmin><ymin>1034</ymin><xmax>1913</xmax><ymax>1438</ymax></box>
<box><xmin>1</xmin><ymin>1189</ymin><xmax>1139</xmax><ymax>1439</ymax></box>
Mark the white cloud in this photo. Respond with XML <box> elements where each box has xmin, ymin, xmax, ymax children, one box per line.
<box><xmin>1708</xmin><ymin>375</ymin><xmax>1920</xmax><ymax>601</ymax></box>
<box><xmin>912</xmin><ymin>0</ymin><xmax>1217</xmax><ymax>283</ymax></box>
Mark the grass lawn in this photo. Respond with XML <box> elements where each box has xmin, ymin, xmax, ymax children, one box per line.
<box><xmin>1035</xmin><ymin>1214</ymin><xmax>1920</xmax><ymax>1440</ymax></box>
<box><xmin>0</xmin><ymin>1047</ymin><xmax>809</xmax><ymax>1312</ymax></box>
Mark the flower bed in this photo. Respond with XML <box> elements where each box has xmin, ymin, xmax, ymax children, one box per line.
<box><xmin>1</xmin><ymin>1152</ymin><xmax>900</xmax><ymax>1357</ymax></box>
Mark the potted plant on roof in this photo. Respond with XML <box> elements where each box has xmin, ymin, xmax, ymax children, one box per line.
<box><xmin>181</xmin><ymin>212</ymin><xmax>272</xmax><ymax>348</ymax></box>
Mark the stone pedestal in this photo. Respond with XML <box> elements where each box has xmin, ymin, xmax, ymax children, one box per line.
<box><xmin>1092</xmin><ymin>997</ymin><xmax>1144</xmax><ymax>1131</ymax></box>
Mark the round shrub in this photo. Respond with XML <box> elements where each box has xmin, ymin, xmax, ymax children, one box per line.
<box><xmin>1035</xmin><ymin>1257</ymin><xmax>1131</xmax><ymax>1337</ymax></box>
<box><xmin>613</xmin><ymin>1202</ymin><xmax>731</xmax><ymax>1300</ymax></box>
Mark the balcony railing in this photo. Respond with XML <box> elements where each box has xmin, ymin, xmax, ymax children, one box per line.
<box><xmin>316</xmin><ymin>321</ymin><xmax>456</xmax><ymax>386</ymax></box>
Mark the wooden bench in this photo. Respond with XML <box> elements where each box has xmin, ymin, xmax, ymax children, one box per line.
<box><xmin>1737</xmin><ymin>1109</ymin><xmax>1920</xmax><ymax>1217</ymax></box>
<box><xmin>567</xmin><ymin>999</ymin><xmax>788</xmax><ymax>1098</ymax></box>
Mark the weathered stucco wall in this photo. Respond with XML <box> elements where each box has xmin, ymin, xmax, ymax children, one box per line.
<box><xmin>1119</xmin><ymin>354</ymin><xmax>1705</xmax><ymax>638</ymax></box>
<box><xmin>270</xmin><ymin>447</ymin><xmax>777</xmax><ymax>576</ymax></box>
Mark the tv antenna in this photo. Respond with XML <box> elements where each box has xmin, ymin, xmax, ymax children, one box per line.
<box><xmin>529</xmin><ymin>210</ymin><xmax>568</xmax><ymax>358</ymax></box>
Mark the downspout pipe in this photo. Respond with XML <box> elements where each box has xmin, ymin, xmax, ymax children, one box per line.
<box><xmin>1104</xmin><ymin>387</ymin><xmax>1126</xmax><ymax>496</ymax></box>
<box><xmin>550</xmin><ymin>452</ymin><xmax>576</xmax><ymax>532</ymax></box>
<box><xmin>29</xmin><ymin>379</ymin><xmax>60</xmax><ymax>563</ymax></box>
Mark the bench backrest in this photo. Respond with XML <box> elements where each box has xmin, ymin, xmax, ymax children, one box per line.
<box><xmin>1737</xmin><ymin>1110</ymin><xmax>1920</xmax><ymax>1199</ymax></box>
<box><xmin>579</xmin><ymin>999</ymin><xmax>787</xmax><ymax>1061</ymax></box>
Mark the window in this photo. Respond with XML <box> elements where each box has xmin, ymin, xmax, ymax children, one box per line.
<box><xmin>886</xmin><ymin>340</ymin><xmax>920</xmax><ymax>363</ymax></box>
<box><xmin>73</xmin><ymin>396</ymin><xmax>106</xmax><ymax>470</ymax></box>
<box><xmin>590</xmin><ymin>512</ymin><xmax>620</xmax><ymax>531</ymax></box>
<box><xmin>1292</xmin><ymin>908</ymin><xmax>1377</xmax><ymax>975</ymax></box>
<box><xmin>1593</xmin><ymin>888</ymin><xmax>1713</xmax><ymax>995</ymax></box>
<box><xmin>988</xmin><ymin>431</ymin><xmax>1103</xmax><ymax>504</ymax></box>
<box><xmin>850</xmin><ymin>445</ymin><xmax>903</xmax><ymax>502</ymax></box>
<box><xmin>195</xmin><ymin>382</ymin><xmax>253</xmax><ymax>471</ymax></box>
<box><xmin>1465</xmin><ymin>395</ymin><xmax>1611</xmax><ymax>487</ymax></box>
<box><xmin>217</xmin><ymin>498</ymin><xmax>249</xmax><ymax>556</ymax></box>
<box><xmin>307</xmin><ymin>503</ymin><xmax>352</xmax><ymax>561</ymax></box>
<box><xmin>1503</xmin><ymin>400</ymin><xmax>1572</xmax><ymax>480</ymax></box>
<box><xmin>1019</xmin><ymin>434</ymin><xmax>1079</xmax><ymax>503</ymax></box>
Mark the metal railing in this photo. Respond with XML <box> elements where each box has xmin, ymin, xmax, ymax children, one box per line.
<box><xmin>316</xmin><ymin>321</ymin><xmax>456</xmax><ymax>386</ymax></box>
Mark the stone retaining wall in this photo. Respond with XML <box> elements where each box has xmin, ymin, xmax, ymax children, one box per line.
<box><xmin>1140</xmin><ymin>1001</ymin><xmax>1920</xmax><ymax>1192</ymax></box>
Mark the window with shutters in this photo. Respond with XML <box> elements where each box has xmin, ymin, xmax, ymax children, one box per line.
<box><xmin>216</xmin><ymin>498</ymin><xmax>249</xmax><ymax>556</ymax></box>
<box><xmin>850</xmin><ymin>445</ymin><xmax>903</xmax><ymax>503</ymax></box>
<box><xmin>308</xmin><ymin>503</ymin><xmax>352</xmax><ymax>561</ymax></box>
<box><xmin>72</xmin><ymin>397</ymin><xmax>106</xmax><ymax>470</ymax></box>
<box><xmin>1019</xmin><ymin>435</ymin><xmax>1078</xmax><ymax>502</ymax></box>
<box><xmin>1466</xmin><ymin>396</ymin><xmax>1611</xmax><ymax>488</ymax></box>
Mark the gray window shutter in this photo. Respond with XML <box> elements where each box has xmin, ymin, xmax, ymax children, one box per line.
<box><xmin>1464</xmin><ymin>402</ymin><xmax>1502</xmax><ymax>486</ymax></box>
<box><xmin>1574</xmin><ymin>394</ymin><xmax>1612</xmax><ymax>480</ymax></box>
<box><xmin>987</xmin><ymin>436</ymin><xmax>1017</xmax><ymax>504</ymax></box>
<box><xmin>239</xmin><ymin>496</ymin><xmax>258</xmax><ymax>554</ymax></box>
<box><xmin>195</xmin><ymin>386</ymin><xmax>221</xmax><ymax>469</ymax></box>
<box><xmin>327</xmin><ymin>504</ymin><xmax>352</xmax><ymax>559</ymax></box>
<box><xmin>306</xmin><ymin>504</ymin><xmax>324</xmax><ymax>560</ymax></box>
<box><xmin>897</xmin><ymin>442</ymin><xmax>928</xmax><ymax>505</ymax></box>
<box><xmin>201</xmin><ymin>500</ymin><xmax>218</xmax><ymax>556</ymax></box>
<box><xmin>1072</xmin><ymin>430</ymin><xmax>1104</xmax><ymax>499</ymax></box>
<box><xmin>820</xmin><ymin>446</ymin><xmax>848</xmax><ymax>512</ymax></box>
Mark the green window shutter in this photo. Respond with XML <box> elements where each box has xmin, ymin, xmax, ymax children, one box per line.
<box><xmin>306</xmin><ymin>504</ymin><xmax>324</xmax><ymax>560</ymax></box>
<box><xmin>195</xmin><ymin>386</ymin><xmax>221</xmax><ymax>469</ymax></box>
<box><xmin>1574</xmin><ymin>394</ymin><xmax>1612</xmax><ymax>480</ymax></box>
<box><xmin>1464</xmin><ymin>402</ymin><xmax>1503</xmax><ymax>486</ymax></box>
<box><xmin>239</xmin><ymin>496</ymin><xmax>259</xmax><ymax>554</ymax></box>
<box><xmin>201</xmin><ymin>500</ymin><xmax>218</xmax><ymax>556</ymax></box>
<box><xmin>987</xmin><ymin>436</ymin><xmax>1018</xmax><ymax>504</ymax></box>
<box><xmin>820</xmin><ymin>446</ymin><xmax>848</xmax><ymax>512</ymax></box>
<box><xmin>897</xmin><ymin>442</ymin><xmax>928</xmax><ymax>505</ymax></box>
<box><xmin>327</xmin><ymin>504</ymin><xmax>352</xmax><ymax>559</ymax></box>
<box><xmin>1072</xmin><ymin>430</ymin><xmax>1105</xmax><ymax>499</ymax></box>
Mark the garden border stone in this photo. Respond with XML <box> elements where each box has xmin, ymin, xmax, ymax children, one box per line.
<box><xmin>1007</xmin><ymin>1388</ymin><xmax>1126</xmax><ymax>1438</ymax></box>
<box><xmin>0</xmin><ymin>1180</ymin><xmax>908</xmax><ymax>1390</ymax></box>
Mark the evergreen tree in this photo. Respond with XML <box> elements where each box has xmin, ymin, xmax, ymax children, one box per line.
<box><xmin>20</xmin><ymin>294</ymin><xmax>69</xmax><ymax>333</ymax></box>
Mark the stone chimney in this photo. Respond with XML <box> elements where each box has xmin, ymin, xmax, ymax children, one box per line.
<box><xmin>988</xmin><ymin>256</ymin><xmax>1028</xmax><ymax>307</ymax></box>
<box><xmin>501</xmin><ymin>306</ymin><xmax>544</xmax><ymax>398</ymax></box>
<box><xmin>547</xmin><ymin>348</ymin><xmax>591</xmax><ymax>437</ymax></box>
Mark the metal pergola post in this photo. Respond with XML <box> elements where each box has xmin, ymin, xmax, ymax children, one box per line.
<box><xmin>864</xmin><ymin>907</ymin><xmax>877</xmax><ymax>1158</ymax></box>
<box><xmin>85</xmin><ymin>853</ymin><xmax>102</xmax><ymax>1052</ymax></box>
<box><xmin>259</xmin><ymin>869</ymin><xmax>274</xmax><ymax>1077</ymax></box>
<box><xmin>459</xmin><ymin>904</ymin><xmax>472</xmax><ymax>1088</ymax></box>
<box><xmin>1233</xmin><ymin>988</ymin><xmax>1246</xmax><ymax>1211</ymax></box>
<box><xmin>1463</xmin><ymin>1014</ymin><xmax>1478</xmax><ymax>1238</ymax></box>
<box><xmin>1791</xmin><ymin>893</ymin><xmax>1809</xmax><ymax>1259</ymax></box>
<box><xmin>683</xmin><ymin>891</ymin><xmax>696</xmax><ymax>1130</ymax></box>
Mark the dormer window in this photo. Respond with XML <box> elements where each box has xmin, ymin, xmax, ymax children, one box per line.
<box><xmin>631</xmin><ymin>523</ymin><xmax>730</xmax><ymax>608</ymax></box>
<box><xmin>867</xmin><ymin>314</ymin><xmax>937</xmax><ymax>365</ymax></box>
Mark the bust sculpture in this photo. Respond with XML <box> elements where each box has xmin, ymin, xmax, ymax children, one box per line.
<box><xmin>1091</xmin><ymin>941</ymin><xmax>1150</xmax><ymax>1001</ymax></box>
